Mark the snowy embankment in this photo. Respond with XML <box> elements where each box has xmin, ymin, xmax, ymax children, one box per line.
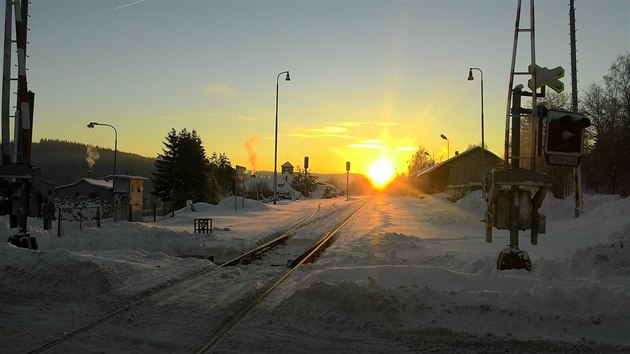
<box><xmin>1</xmin><ymin>192</ymin><xmax>630</xmax><ymax>352</ymax></box>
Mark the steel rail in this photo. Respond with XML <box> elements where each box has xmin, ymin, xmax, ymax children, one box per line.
<box><xmin>27</xmin><ymin>203</ymin><xmax>324</xmax><ymax>353</ymax></box>
<box><xmin>220</xmin><ymin>204</ymin><xmax>322</xmax><ymax>266</ymax></box>
<box><xmin>195</xmin><ymin>198</ymin><xmax>370</xmax><ymax>353</ymax></box>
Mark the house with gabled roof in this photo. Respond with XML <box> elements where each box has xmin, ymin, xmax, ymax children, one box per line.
<box><xmin>55</xmin><ymin>175</ymin><xmax>148</xmax><ymax>221</ymax></box>
<box><xmin>416</xmin><ymin>146</ymin><xmax>504</xmax><ymax>193</ymax></box>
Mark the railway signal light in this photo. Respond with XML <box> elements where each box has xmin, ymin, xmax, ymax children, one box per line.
<box><xmin>544</xmin><ymin>109</ymin><xmax>591</xmax><ymax>166</ymax></box>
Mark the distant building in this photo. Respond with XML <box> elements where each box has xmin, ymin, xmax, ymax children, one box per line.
<box><xmin>107</xmin><ymin>175</ymin><xmax>149</xmax><ymax>222</ymax></box>
<box><xmin>243</xmin><ymin>162</ymin><xmax>300</xmax><ymax>201</ymax></box>
<box><xmin>416</xmin><ymin>146</ymin><xmax>504</xmax><ymax>193</ymax></box>
<box><xmin>281</xmin><ymin>161</ymin><xmax>294</xmax><ymax>174</ymax></box>
<box><xmin>55</xmin><ymin>175</ymin><xmax>148</xmax><ymax>222</ymax></box>
<box><xmin>55</xmin><ymin>178</ymin><xmax>113</xmax><ymax>202</ymax></box>
<box><xmin>277</xmin><ymin>162</ymin><xmax>296</xmax><ymax>198</ymax></box>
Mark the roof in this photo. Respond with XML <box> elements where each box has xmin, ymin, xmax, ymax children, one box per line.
<box><xmin>55</xmin><ymin>178</ymin><xmax>113</xmax><ymax>190</ymax></box>
<box><xmin>281</xmin><ymin>161</ymin><xmax>293</xmax><ymax>167</ymax></box>
<box><xmin>416</xmin><ymin>146</ymin><xmax>501</xmax><ymax>177</ymax></box>
<box><xmin>103</xmin><ymin>174</ymin><xmax>150</xmax><ymax>181</ymax></box>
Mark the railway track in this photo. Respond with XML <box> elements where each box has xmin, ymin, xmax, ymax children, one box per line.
<box><xmin>195</xmin><ymin>198</ymin><xmax>369</xmax><ymax>353</ymax></box>
<box><xmin>26</xmin><ymin>198</ymin><xmax>368</xmax><ymax>353</ymax></box>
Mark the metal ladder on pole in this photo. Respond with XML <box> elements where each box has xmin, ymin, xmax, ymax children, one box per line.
<box><xmin>504</xmin><ymin>0</ymin><xmax>539</xmax><ymax>171</ymax></box>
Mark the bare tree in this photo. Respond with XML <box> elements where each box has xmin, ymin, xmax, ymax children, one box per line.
<box><xmin>580</xmin><ymin>53</ymin><xmax>630</xmax><ymax>194</ymax></box>
<box><xmin>407</xmin><ymin>145</ymin><xmax>433</xmax><ymax>177</ymax></box>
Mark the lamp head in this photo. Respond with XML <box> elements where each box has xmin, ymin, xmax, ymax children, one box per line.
<box><xmin>467</xmin><ymin>69</ymin><xmax>474</xmax><ymax>81</ymax></box>
<box><xmin>87</xmin><ymin>122</ymin><xmax>96</xmax><ymax>128</ymax></box>
<box><xmin>440</xmin><ymin>134</ymin><xmax>448</xmax><ymax>140</ymax></box>
<box><xmin>285</xmin><ymin>71</ymin><xmax>290</xmax><ymax>81</ymax></box>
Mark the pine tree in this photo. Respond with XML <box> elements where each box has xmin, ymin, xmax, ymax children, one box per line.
<box><xmin>152</xmin><ymin>129</ymin><xmax>178</xmax><ymax>201</ymax></box>
<box><xmin>152</xmin><ymin>128</ymin><xmax>211</xmax><ymax>207</ymax></box>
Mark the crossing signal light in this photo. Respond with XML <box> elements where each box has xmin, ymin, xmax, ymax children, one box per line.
<box><xmin>544</xmin><ymin>109</ymin><xmax>591</xmax><ymax>166</ymax></box>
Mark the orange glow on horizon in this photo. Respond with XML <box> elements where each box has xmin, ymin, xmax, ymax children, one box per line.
<box><xmin>367</xmin><ymin>158</ymin><xmax>396</xmax><ymax>188</ymax></box>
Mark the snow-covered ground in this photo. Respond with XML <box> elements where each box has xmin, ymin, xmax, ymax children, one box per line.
<box><xmin>1</xmin><ymin>191</ymin><xmax>629</xmax><ymax>353</ymax></box>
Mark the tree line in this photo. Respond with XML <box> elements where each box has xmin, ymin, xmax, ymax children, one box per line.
<box><xmin>31</xmin><ymin>139</ymin><xmax>155</xmax><ymax>188</ymax></box>
<box><xmin>152</xmin><ymin>128</ymin><xmax>237</xmax><ymax>208</ymax></box>
<box><xmin>579</xmin><ymin>53</ymin><xmax>630</xmax><ymax>194</ymax></box>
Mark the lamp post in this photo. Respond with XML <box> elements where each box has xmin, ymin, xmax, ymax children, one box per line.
<box><xmin>87</xmin><ymin>122</ymin><xmax>118</xmax><ymax>176</ymax></box>
<box><xmin>468</xmin><ymin>67</ymin><xmax>486</xmax><ymax>197</ymax></box>
<box><xmin>440</xmin><ymin>134</ymin><xmax>449</xmax><ymax>159</ymax></box>
<box><xmin>273</xmin><ymin>71</ymin><xmax>290</xmax><ymax>205</ymax></box>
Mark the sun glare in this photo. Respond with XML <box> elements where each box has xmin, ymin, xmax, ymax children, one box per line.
<box><xmin>368</xmin><ymin>159</ymin><xmax>395</xmax><ymax>188</ymax></box>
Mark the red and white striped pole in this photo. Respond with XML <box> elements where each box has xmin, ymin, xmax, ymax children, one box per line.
<box><xmin>14</xmin><ymin>0</ymin><xmax>31</xmax><ymax>164</ymax></box>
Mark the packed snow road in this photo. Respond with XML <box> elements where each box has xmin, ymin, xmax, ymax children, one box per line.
<box><xmin>211</xmin><ymin>194</ymin><xmax>630</xmax><ymax>353</ymax></box>
<box><xmin>1</xmin><ymin>192</ymin><xmax>630</xmax><ymax>353</ymax></box>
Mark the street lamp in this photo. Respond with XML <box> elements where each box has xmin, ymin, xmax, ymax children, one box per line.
<box><xmin>468</xmin><ymin>67</ymin><xmax>486</xmax><ymax>197</ymax></box>
<box><xmin>87</xmin><ymin>121</ymin><xmax>118</xmax><ymax>176</ymax></box>
<box><xmin>440</xmin><ymin>134</ymin><xmax>449</xmax><ymax>159</ymax></box>
<box><xmin>273</xmin><ymin>71</ymin><xmax>290</xmax><ymax>205</ymax></box>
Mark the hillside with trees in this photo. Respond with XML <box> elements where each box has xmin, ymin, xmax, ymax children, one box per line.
<box><xmin>30</xmin><ymin>139</ymin><xmax>155</xmax><ymax>189</ymax></box>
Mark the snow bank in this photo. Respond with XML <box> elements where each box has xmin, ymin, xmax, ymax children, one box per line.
<box><xmin>2</xmin><ymin>192</ymin><xmax>630</xmax><ymax>351</ymax></box>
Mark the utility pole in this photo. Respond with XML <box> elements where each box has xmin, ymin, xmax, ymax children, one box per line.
<box><xmin>569</xmin><ymin>0</ymin><xmax>581</xmax><ymax>217</ymax></box>
<box><xmin>1</xmin><ymin>0</ymin><xmax>11</xmax><ymax>164</ymax></box>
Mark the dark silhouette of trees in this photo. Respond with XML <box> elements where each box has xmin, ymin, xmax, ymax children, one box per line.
<box><xmin>31</xmin><ymin>139</ymin><xmax>154</xmax><ymax>188</ymax></box>
<box><xmin>152</xmin><ymin>129</ymin><xmax>237</xmax><ymax>207</ymax></box>
<box><xmin>580</xmin><ymin>53</ymin><xmax>630</xmax><ymax>194</ymax></box>
<box><xmin>152</xmin><ymin>129</ymin><xmax>211</xmax><ymax>207</ymax></box>
<box><xmin>208</xmin><ymin>152</ymin><xmax>235</xmax><ymax>204</ymax></box>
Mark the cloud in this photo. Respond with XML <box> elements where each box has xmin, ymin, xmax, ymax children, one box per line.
<box><xmin>205</xmin><ymin>82</ymin><xmax>236</xmax><ymax>97</ymax></box>
<box><xmin>347</xmin><ymin>143</ymin><xmax>381</xmax><ymax>149</ymax></box>
<box><xmin>361</xmin><ymin>139</ymin><xmax>381</xmax><ymax>144</ymax></box>
<box><xmin>286</xmin><ymin>125</ymin><xmax>360</xmax><ymax>140</ymax></box>
<box><xmin>310</xmin><ymin>126</ymin><xmax>349</xmax><ymax>134</ymax></box>
<box><xmin>347</xmin><ymin>139</ymin><xmax>383</xmax><ymax>149</ymax></box>
<box><xmin>286</xmin><ymin>120</ymin><xmax>399</xmax><ymax>141</ymax></box>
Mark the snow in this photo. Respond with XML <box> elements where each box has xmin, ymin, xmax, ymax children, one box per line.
<box><xmin>1</xmin><ymin>192</ymin><xmax>630</xmax><ymax>352</ymax></box>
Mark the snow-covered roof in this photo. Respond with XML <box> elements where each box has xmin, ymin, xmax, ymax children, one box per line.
<box><xmin>103</xmin><ymin>174</ymin><xmax>150</xmax><ymax>181</ymax></box>
<box><xmin>55</xmin><ymin>178</ymin><xmax>113</xmax><ymax>190</ymax></box>
<box><xmin>416</xmin><ymin>146</ymin><xmax>501</xmax><ymax>177</ymax></box>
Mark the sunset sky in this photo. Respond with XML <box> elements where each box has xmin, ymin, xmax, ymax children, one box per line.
<box><xmin>5</xmin><ymin>0</ymin><xmax>629</xmax><ymax>176</ymax></box>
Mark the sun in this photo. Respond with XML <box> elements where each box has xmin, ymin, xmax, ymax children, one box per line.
<box><xmin>368</xmin><ymin>158</ymin><xmax>396</xmax><ymax>188</ymax></box>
